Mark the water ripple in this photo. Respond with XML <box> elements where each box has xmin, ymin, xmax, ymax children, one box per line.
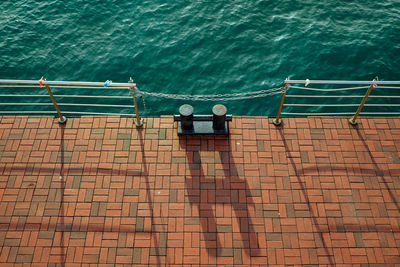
<box><xmin>0</xmin><ymin>0</ymin><xmax>399</xmax><ymax>115</ymax></box>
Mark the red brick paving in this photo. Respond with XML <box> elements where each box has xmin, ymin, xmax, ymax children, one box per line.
<box><xmin>0</xmin><ymin>115</ymin><xmax>399</xmax><ymax>266</ymax></box>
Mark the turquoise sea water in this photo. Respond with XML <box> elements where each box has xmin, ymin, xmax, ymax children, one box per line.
<box><xmin>0</xmin><ymin>1</ymin><xmax>399</xmax><ymax>116</ymax></box>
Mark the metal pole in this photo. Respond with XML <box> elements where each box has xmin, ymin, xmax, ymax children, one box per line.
<box><xmin>273</xmin><ymin>79</ymin><xmax>288</xmax><ymax>126</ymax></box>
<box><xmin>42</xmin><ymin>78</ymin><xmax>66</xmax><ymax>124</ymax></box>
<box><xmin>349</xmin><ymin>79</ymin><xmax>376</xmax><ymax>125</ymax></box>
<box><xmin>129</xmin><ymin>77</ymin><xmax>143</xmax><ymax>127</ymax></box>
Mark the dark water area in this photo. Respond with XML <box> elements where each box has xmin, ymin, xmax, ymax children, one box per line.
<box><xmin>1</xmin><ymin>1</ymin><xmax>399</xmax><ymax>116</ymax></box>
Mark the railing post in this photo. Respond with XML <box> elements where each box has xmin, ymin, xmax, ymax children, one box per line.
<box><xmin>349</xmin><ymin>79</ymin><xmax>376</xmax><ymax>125</ymax></box>
<box><xmin>41</xmin><ymin>77</ymin><xmax>66</xmax><ymax>124</ymax></box>
<box><xmin>129</xmin><ymin>77</ymin><xmax>143</xmax><ymax>127</ymax></box>
<box><xmin>273</xmin><ymin>79</ymin><xmax>289</xmax><ymax>126</ymax></box>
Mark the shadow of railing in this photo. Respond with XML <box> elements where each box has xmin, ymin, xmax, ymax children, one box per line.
<box><xmin>182</xmin><ymin>136</ymin><xmax>259</xmax><ymax>258</ymax></box>
<box><xmin>137</xmin><ymin>128</ymin><xmax>162</xmax><ymax>266</ymax></box>
<box><xmin>0</xmin><ymin>163</ymin><xmax>141</xmax><ymax>176</ymax></box>
<box><xmin>277</xmin><ymin>127</ymin><xmax>335</xmax><ymax>265</ymax></box>
<box><xmin>291</xmin><ymin>126</ymin><xmax>400</xmax><ymax>214</ymax></box>
<box><xmin>57</xmin><ymin>124</ymin><xmax>66</xmax><ymax>266</ymax></box>
<box><xmin>353</xmin><ymin>125</ymin><xmax>400</xmax><ymax>212</ymax></box>
<box><xmin>0</xmin><ymin>125</ymin><xmax>165</xmax><ymax>265</ymax></box>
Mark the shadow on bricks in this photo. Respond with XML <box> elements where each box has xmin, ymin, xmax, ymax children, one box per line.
<box><xmin>278</xmin><ymin>128</ymin><xmax>336</xmax><ymax>266</ymax></box>
<box><xmin>181</xmin><ymin>136</ymin><xmax>260</xmax><ymax>260</ymax></box>
<box><xmin>137</xmin><ymin>128</ymin><xmax>164</xmax><ymax>265</ymax></box>
<box><xmin>57</xmin><ymin>123</ymin><xmax>67</xmax><ymax>266</ymax></box>
<box><xmin>353</xmin><ymin>126</ymin><xmax>400</xmax><ymax>212</ymax></box>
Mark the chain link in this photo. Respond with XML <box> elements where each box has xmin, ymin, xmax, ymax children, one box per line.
<box><xmin>135</xmin><ymin>87</ymin><xmax>283</xmax><ymax>101</ymax></box>
<box><xmin>129</xmin><ymin>85</ymin><xmax>147</xmax><ymax>110</ymax></box>
<box><xmin>140</xmin><ymin>93</ymin><xmax>147</xmax><ymax>110</ymax></box>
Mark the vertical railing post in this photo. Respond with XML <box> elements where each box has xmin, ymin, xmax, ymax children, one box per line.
<box><xmin>349</xmin><ymin>79</ymin><xmax>376</xmax><ymax>125</ymax></box>
<box><xmin>273</xmin><ymin>78</ymin><xmax>289</xmax><ymax>126</ymax></box>
<box><xmin>41</xmin><ymin>77</ymin><xmax>66</xmax><ymax>124</ymax></box>
<box><xmin>129</xmin><ymin>77</ymin><xmax>143</xmax><ymax>127</ymax></box>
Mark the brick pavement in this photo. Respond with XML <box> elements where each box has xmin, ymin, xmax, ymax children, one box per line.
<box><xmin>0</xmin><ymin>115</ymin><xmax>399</xmax><ymax>266</ymax></box>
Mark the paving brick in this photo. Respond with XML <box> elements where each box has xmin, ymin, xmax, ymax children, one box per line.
<box><xmin>0</xmin><ymin>115</ymin><xmax>399</xmax><ymax>265</ymax></box>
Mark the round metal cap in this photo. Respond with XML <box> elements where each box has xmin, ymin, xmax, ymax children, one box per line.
<box><xmin>179</xmin><ymin>104</ymin><xmax>194</xmax><ymax>116</ymax></box>
<box><xmin>212</xmin><ymin>104</ymin><xmax>227</xmax><ymax>116</ymax></box>
<box><xmin>58</xmin><ymin>116</ymin><xmax>67</xmax><ymax>124</ymax></box>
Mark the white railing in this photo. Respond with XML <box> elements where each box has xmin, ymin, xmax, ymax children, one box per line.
<box><xmin>272</xmin><ymin>79</ymin><xmax>400</xmax><ymax>125</ymax></box>
<box><xmin>0</xmin><ymin>78</ymin><xmax>143</xmax><ymax>126</ymax></box>
<box><xmin>1</xmin><ymin>78</ymin><xmax>400</xmax><ymax>127</ymax></box>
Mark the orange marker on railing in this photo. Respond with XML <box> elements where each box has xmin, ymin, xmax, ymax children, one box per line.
<box><xmin>38</xmin><ymin>77</ymin><xmax>45</xmax><ymax>88</ymax></box>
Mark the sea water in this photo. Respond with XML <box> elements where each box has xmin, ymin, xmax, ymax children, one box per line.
<box><xmin>0</xmin><ymin>1</ymin><xmax>399</xmax><ymax>116</ymax></box>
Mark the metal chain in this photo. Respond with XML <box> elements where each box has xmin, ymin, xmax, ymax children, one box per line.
<box><xmin>130</xmin><ymin>85</ymin><xmax>148</xmax><ymax>110</ymax></box>
<box><xmin>140</xmin><ymin>92</ymin><xmax>147</xmax><ymax>110</ymax></box>
<box><xmin>135</xmin><ymin>87</ymin><xmax>283</xmax><ymax>101</ymax></box>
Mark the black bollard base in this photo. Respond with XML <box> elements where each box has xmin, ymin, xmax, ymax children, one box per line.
<box><xmin>174</xmin><ymin>115</ymin><xmax>231</xmax><ymax>136</ymax></box>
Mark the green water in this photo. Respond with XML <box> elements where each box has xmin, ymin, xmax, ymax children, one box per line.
<box><xmin>1</xmin><ymin>1</ymin><xmax>399</xmax><ymax>116</ymax></box>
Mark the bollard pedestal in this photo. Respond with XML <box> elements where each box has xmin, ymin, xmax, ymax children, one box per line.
<box><xmin>175</xmin><ymin>104</ymin><xmax>231</xmax><ymax>136</ymax></box>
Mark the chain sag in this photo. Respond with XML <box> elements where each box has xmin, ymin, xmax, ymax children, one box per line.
<box><xmin>134</xmin><ymin>87</ymin><xmax>283</xmax><ymax>101</ymax></box>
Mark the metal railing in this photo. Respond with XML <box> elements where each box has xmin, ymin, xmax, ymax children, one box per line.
<box><xmin>273</xmin><ymin>79</ymin><xmax>400</xmax><ymax>125</ymax></box>
<box><xmin>0</xmin><ymin>78</ymin><xmax>144</xmax><ymax>126</ymax></box>
<box><xmin>1</xmin><ymin>78</ymin><xmax>400</xmax><ymax>127</ymax></box>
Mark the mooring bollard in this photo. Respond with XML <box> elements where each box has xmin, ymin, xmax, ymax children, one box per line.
<box><xmin>179</xmin><ymin>104</ymin><xmax>194</xmax><ymax>130</ymax></box>
<box><xmin>212</xmin><ymin>104</ymin><xmax>227</xmax><ymax>130</ymax></box>
<box><xmin>174</xmin><ymin>104</ymin><xmax>231</xmax><ymax>135</ymax></box>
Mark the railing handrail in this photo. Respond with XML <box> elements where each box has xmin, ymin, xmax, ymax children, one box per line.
<box><xmin>0</xmin><ymin>77</ymin><xmax>143</xmax><ymax>126</ymax></box>
<box><xmin>285</xmin><ymin>80</ymin><xmax>400</xmax><ymax>85</ymax></box>
<box><xmin>273</xmin><ymin>78</ymin><xmax>400</xmax><ymax>126</ymax></box>
<box><xmin>1</xmin><ymin>78</ymin><xmax>399</xmax><ymax>127</ymax></box>
<box><xmin>0</xmin><ymin>79</ymin><xmax>135</xmax><ymax>87</ymax></box>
